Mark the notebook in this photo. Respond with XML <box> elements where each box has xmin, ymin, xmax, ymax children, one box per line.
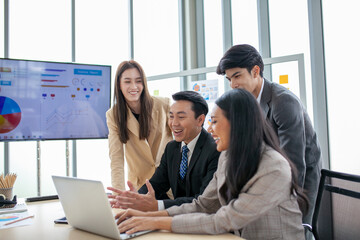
<box><xmin>52</xmin><ymin>175</ymin><xmax>152</xmax><ymax>240</ymax></box>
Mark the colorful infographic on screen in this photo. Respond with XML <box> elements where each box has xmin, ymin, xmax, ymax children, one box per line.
<box><xmin>0</xmin><ymin>59</ymin><xmax>111</xmax><ymax>141</ymax></box>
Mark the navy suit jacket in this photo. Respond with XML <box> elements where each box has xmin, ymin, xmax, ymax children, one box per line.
<box><xmin>138</xmin><ymin>128</ymin><xmax>220</xmax><ymax>209</ymax></box>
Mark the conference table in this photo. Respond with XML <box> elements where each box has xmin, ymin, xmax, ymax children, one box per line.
<box><xmin>1</xmin><ymin>200</ymin><xmax>244</xmax><ymax>240</ymax></box>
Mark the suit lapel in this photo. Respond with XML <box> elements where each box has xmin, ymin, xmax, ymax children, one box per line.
<box><xmin>127</xmin><ymin>106</ymin><xmax>152</xmax><ymax>153</ymax></box>
<box><xmin>147</xmin><ymin>109</ymin><xmax>159</xmax><ymax>143</ymax></box>
<box><xmin>126</xmin><ymin>106</ymin><xmax>140</xmax><ymax>138</ymax></box>
<box><xmin>185</xmin><ymin>129</ymin><xmax>206</xmax><ymax>196</ymax></box>
<box><xmin>172</xmin><ymin>142</ymin><xmax>182</xmax><ymax>196</ymax></box>
<box><xmin>260</xmin><ymin>78</ymin><xmax>272</xmax><ymax>117</ymax></box>
<box><xmin>187</xmin><ymin>129</ymin><xmax>206</xmax><ymax>174</ymax></box>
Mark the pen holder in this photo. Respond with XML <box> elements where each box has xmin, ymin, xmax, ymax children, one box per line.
<box><xmin>0</xmin><ymin>187</ymin><xmax>13</xmax><ymax>201</ymax></box>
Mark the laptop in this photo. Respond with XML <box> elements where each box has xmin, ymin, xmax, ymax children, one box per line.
<box><xmin>52</xmin><ymin>175</ymin><xmax>152</xmax><ymax>240</ymax></box>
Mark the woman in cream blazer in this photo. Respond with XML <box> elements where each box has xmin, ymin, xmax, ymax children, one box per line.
<box><xmin>115</xmin><ymin>89</ymin><xmax>307</xmax><ymax>240</ymax></box>
<box><xmin>107</xmin><ymin>60</ymin><xmax>172</xmax><ymax>190</ymax></box>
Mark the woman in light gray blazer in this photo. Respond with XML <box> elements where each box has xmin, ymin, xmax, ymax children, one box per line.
<box><xmin>115</xmin><ymin>89</ymin><xmax>307</xmax><ymax>240</ymax></box>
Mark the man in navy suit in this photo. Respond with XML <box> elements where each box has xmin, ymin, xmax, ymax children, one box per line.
<box><xmin>216</xmin><ymin>44</ymin><xmax>322</xmax><ymax>236</ymax></box>
<box><xmin>108</xmin><ymin>91</ymin><xmax>220</xmax><ymax>211</ymax></box>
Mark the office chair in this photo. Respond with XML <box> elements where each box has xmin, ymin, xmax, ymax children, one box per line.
<box><xmin>311</xmin><ymin>169</ymin><xmax>360</xmax><ymax>240</ymax></box>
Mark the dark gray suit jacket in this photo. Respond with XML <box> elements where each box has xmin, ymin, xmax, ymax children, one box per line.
<box><xmin>260</xmin><ymin>79</ymin><xmax>322</xmax><ymax>224</ymax></box>
<box><xmin>138</xmin><ymin>128</ymin><xmax>220</xmax><ymax>209</ymax></box>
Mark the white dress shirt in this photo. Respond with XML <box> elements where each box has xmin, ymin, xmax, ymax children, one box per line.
<box><xmin>256</xmin><ymin>78</ymin><xmax>265</xmax><ymax>103</ymax></box>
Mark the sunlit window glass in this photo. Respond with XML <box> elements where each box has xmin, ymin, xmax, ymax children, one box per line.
<box><xmin>231</xmin><ymin>0</ymin><xmax>259</xmax><ymax>49</ymax></box>
<box><xmin>0</xmin><ymin>0</ymin><xmax>4</xmax><ymax>57</ymax></box>
<box><xmin>268</xmin><ymin>0</ymin><xmax>313</xmax><ymax>119</ymax></box>
<box><xmin>9</xmin><ymin>142</ymin><xmax>37</xmax><ymax>197</ymax></box>
<box><xmin>133</xmin><ymin>0</ymin><xmax>179</xmax><ymax>78</ymax></box>
<box><xmin>204</xmin><ymin>0</ymin><xmax>223</xmax><ymax>67</ymax></box>
<box><xmin>0</xmin><ymin>0</ymin><xmax>3</xmax><ymax>171</ymax></box>
<box><xmin>75</xmin><ymin>0</ymin><xmax>129</xmax><ymax>188</ymax></box>
<box><xmin>148</xmin><ymin>78</ymin><xmax>180</xmax><ymax>99</ymax></box>
<box><xmin>8</xmin><ymin>0</ymin><xmax>71</xmax><ymax>197</ymax></box>
<box><xmin>9</xmin><ymin>0</ymin><xmax>71</xmax><ymax>61</ymax></box>
<box><xmin>40</xmin><ymin>141</ymin><xmax>67</xmax><ymax>195</ymax></box>
<box><xmin>322</xmin><ymin>0</ymin><xmax>360</xmax><ymax>174</ymax></box>
<box><xmin>0</xmin><ymin>143</ymin><xmax>4</xmax><ymax>175</ymax></box>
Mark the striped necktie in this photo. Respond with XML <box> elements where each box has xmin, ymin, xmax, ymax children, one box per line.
<box><xmin>179</xmin><ymin>145</ymin><xmax>189</xmax><ymax>179</ymax></box>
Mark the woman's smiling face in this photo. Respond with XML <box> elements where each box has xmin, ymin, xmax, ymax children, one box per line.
<box><xmin>208</xmin><ymin>105</ymin><xmax>231</xmax><ymax>152</ymax></box>
<box><xmin>119</xmin><ymin>68</ymin><xmax>144</xmax><ymax>105</ymax></box>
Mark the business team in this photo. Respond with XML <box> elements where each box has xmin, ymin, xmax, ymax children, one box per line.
<box><xmin>107</xmin><ymin>44</ymin><xmax>322</xmax><ymax>240</ymax></box>
<box><xmin>108</xmin><ymin>91</ymin><xmax>220</xmax><ymax>211</ymax></box>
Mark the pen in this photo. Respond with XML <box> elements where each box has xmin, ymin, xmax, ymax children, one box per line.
<box><xmin>4</xmin><ymin>215</ymin><xmax>35</xmax><ymax>226</ymax></box>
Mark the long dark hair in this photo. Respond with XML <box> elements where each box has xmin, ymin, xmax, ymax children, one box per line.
<box><xmin>217</xmin><ymin>89</ymin><xmax>308</xmax><ymax>213</ymax></box>
<box><xmin>113</xmin><ymin>60</ymin><xmax>153</xmax><ymax>143</ymax></box>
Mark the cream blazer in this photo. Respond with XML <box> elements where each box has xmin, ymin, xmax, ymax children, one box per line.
<box><xmin>167</xmin><ymin>145</ymin><xmax>305</xmax><ymax>240</ymax></box>
<box><xmin>106</xmin><ymin>96</ymin><xmax>173</xmax><ymax>190</ymax></box>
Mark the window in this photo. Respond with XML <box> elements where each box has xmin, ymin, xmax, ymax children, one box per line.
<box><xmin>40</xmin><ymin>141</ymin><xmax>67</xmax><ymax>195</ymax></box>
<box><xmin>0</xmin><ymin>0</ymin><xmax>3</xmax><ymax>175</ymax></box>
<box><xmin>268</xmin><ymin>0</ymin><xmax>313</xmax><ymax>119</ymax></box>
<box><xmin>0</xmin><ymin>0</ymin><xmax>4</xmax><ymax>57</ymax></box>
<box><xmin>8</xmin><ymin>0</ymin><xmax>71</xmax><ymax>197</ymax></box>
<box><xmin>322</xmin><ymin>0</ymin><xmax>360</xmax><ymax>174</ymax></box>
<box><xmin>75</xmin><ymin>0</ymin><xmax>129</xmax><ymax>188</ymax></box>
<box><xmin>9</xmin><ymin>0</ymin><xmax>71</xmax><ymax>61</ymax></box>
<box><xmin>148</xmin><ymin>77</ymin><xmax>181</xmax><ymax>100</ymax></box>
<box><xmin>204</xmin><ymin>0</ymin><xmax>223</xmax><ymax>67</ymax></box>
<box><xmin>0</xmin><ymin>143</ymin><xmax>3</xmax><ymax>177</ymax></box>
<box><xmin>133</xmin><ymin>0</ymin><xmax>180</xmax><ymax>77</ymax></box>
<box><xmin>9</xmin><ymin>142</ymin><xmax>37</xmax><ymax>197</ymax></box>
<box><xmin>75</xmin><ymin>0</ymin><xmax>128</xmax><ymax>73</ymax></box>
<box><xmin>231</xmin><ymin>0</ymin><xmax>259</xmax><ymax>49</ymax></box>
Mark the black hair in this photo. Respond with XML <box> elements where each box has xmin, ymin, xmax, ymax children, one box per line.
<box><xmin>216</xmin><ymin>44</ymin><xmax>264</xmax><ymax>77</ymax></box>
<box><xmin>172</xmin><ymin>91</ymin><xmax>208</xmax><ymax>118</ymax></box>
<box><xmin>216</xmin><ymin>88</ymin><xmax>308</xmax><ymax>214</ymax></box>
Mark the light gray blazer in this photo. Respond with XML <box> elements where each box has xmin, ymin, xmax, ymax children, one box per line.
<box><xmin>166</xmin><ymin>145</ymin><xmax>305</xmax><ymax>240</ymax></box>
<box><xmin>260</xmin><ymin>79</ymin><xmax>322</xmax><ymax>224</ymax></box>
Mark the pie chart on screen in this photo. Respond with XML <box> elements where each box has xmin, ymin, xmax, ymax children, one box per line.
<box><xmin>0</xmin><ymin>96</ymin><xmax>22</xmax><ymax>134</ymax></box>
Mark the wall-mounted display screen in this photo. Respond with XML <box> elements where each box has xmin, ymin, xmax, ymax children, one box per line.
<box><xmin>0</xmin><ymin>58</ymin><xmax>111</xmax><ymax>141</ymax></box>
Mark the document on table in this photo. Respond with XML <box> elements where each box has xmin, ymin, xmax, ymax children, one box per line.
<box><xmin>0</xmin><ymin>199</ymin><xmax>34</xmax><ymax>229</ymax></box>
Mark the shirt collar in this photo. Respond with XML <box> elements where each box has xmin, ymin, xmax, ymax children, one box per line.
<box><xmin>256</xmin><ymin>78</ymin><xmax>265</xmax><ymax>103</ymax></box>
<box><xmin>181</xmin><ymin>130</ymin><xmax>202</xmax><ymax>153</ymax></box>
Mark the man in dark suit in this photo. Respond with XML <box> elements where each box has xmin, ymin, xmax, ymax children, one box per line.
<box><xmin>216</xmin><ymin>44</ymin><xmax>322</xmax><ymax>231</ymax></box>
<box><xmin>108</xmin><ymin>91</ymin><xmax>220</xmax><ymax>211</ymax></box>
